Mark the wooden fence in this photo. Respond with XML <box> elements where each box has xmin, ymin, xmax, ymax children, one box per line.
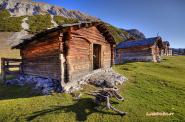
<box><xmin>1</xmin><ymin>58</ymin><xmax>22</xmax><ymax>83</ymax></box>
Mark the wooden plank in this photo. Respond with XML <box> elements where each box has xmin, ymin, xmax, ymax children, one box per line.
<box><xmin>3</xmin><ymin>58</ymin><xmax>22</xmax><ymax>62</ymax></box>
<box><xmin>4</xmin><ymin>65</ymin><xmax>21</xmax><ymax>68</ymax></box>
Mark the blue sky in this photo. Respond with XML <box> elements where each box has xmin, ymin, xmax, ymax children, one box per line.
<box><xmin>35</xmin><ymin>0</ymin><xmax>185</xmax><ymax>48</ymax></box>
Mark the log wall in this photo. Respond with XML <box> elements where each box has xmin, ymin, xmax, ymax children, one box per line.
<box><xmin>115</xmin><ymin>46</ymin><xmax>154</xmax><ymax>64</ymax></box>
<box><xmin>21</xmin><ymin>33</ymin><xmax>61</xmax><ymax>80</ymax></box>
<box><xmin>67</xmin><ymin>26</ymin><xmax>112</xmax><ymax>82</ymax></box>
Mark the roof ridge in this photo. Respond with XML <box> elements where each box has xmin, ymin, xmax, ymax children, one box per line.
<box><xmin>12</xmin><ymin>21</ymin><xmax>115</xmax><ymax>49</ymax></box>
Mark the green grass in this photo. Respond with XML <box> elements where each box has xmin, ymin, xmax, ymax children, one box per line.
<box><xmin>0</xmin><ymin>56</ymin><xmax>185</xmax><ymax>122</ymax></box>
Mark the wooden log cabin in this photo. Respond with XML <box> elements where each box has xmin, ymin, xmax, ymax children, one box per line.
<box><xmin>161</xmin><ymin>41</ymin><xmax>172</xmax><ymax>56</ymax></box>
<box><xmin>115</xmin><ymin>37</ymin><xmax>164</xmax><ymax>63</ymax></box>
<box><xmin>12</xmin><ymin>22</ymin><xmax>116</xmax><ymax>89</ymax></box>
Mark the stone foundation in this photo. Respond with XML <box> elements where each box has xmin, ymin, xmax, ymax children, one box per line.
<box><xmin>6</xmin><ymin>75</ymin><xmax>63</xmax><ymax>95</ymax></box>
<box><xmin>6</xmin><ymin>68</ymin><xmax>127</xmax><ymax>94</ymax></box>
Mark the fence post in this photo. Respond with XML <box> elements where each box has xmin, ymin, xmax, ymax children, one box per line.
<box><xmin>1</xmin><ymin>58</ymin><xmax>6</xmax><ymax>83</ymax></box>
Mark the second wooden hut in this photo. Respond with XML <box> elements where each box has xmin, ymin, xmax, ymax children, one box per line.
<box><xmin>115</xmin><ymin>37</ymin><xmax>164</xmax><ymax>64</ymax></box>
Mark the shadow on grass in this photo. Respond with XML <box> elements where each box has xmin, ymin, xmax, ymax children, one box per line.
<box><xmin>0</xmin><ymin>75</ymin><xmax>42</xmax><ymax>100</ymax></box>
<box><xmin>0</xmin><ymin>82</ymin><xmax>41</xmax><ymax>100</ymax></box>
<box><xmin>26</xmin><ymin>98</ymin><xmax>124</xmax><ymax>121</ymax></box>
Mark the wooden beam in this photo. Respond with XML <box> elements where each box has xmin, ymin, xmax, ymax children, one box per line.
<box><xmin>3</xmin><ymin>58</ymin><xmax>22</xmax><ymax>62</ymax></box>
<box><xmin>4</xmin><ymin>65</ymin><xmax>20</xmax><ymax>68</ymax></box>
<box><xmin>62</xmin><ymin>27</ymin><xmax>72</xmax><ymax>83</ymax></box>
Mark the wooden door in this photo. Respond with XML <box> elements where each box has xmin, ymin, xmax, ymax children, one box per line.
<box><xmin>93</xmin><ymin>44</ymin><xmax>101</xmax><ymax>70</ymax></box>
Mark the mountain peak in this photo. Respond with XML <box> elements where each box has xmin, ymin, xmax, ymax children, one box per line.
<box><xmin>1</xmin><ymin>0</ymin><xmax>32</xmax><ymax>3</ymax></box>
<box><xmin>11</xmin><ymin>0</ymin><xmax>32</xmax><ymax>2</ymax></box>
<box><xmin>126</xmin><ymin>29</ymin><xmax>146</xmax><ymax>39</ymax></box>
<box><xmin>0</xmin><ymin>0</ymin><xmax>98</xmax><ymax>20</ymax></box>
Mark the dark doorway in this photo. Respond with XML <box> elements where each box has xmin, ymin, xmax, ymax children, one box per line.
<box><xmin>93</xmin><ymin>44</ymin><xmax>101</xmax><ymax>70</ymax></box>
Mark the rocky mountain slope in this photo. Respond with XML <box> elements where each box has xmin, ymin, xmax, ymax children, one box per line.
<box><xmin>126</xmin><ymin>29</ymin><xmax>145</xmax><ymax>39</ymax></box>
<box><xmin>0</xmin><ymin>0</ymin><xmax>98</xmax><ymax>20</ymax></box>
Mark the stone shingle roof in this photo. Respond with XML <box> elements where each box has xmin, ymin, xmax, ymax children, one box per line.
<box><xmin>116</xmin><ymin>37</ymin><xmax>164</xmax><ymax>49</ymax></box>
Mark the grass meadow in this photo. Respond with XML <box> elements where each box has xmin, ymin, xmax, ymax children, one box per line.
<box><xmin>0</xmin><ymin>56</ymin><xmax>184</xmax><ymax>122</ymax></box>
